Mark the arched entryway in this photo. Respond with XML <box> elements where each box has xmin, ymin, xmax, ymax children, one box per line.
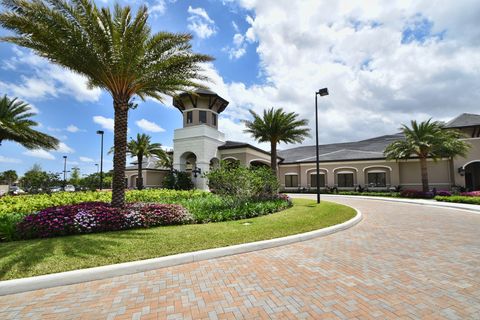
<box><xmin>179</xmin><ymin>152</ymin><xmax>197</xmax><ymax>175</ymax></box>
<box><xmin>465</xmin><ymin>161</ymin><xmax>480</xmax><ymax>191</ymax></box>
<box><xmin>210</xmin><ymin>157</ymin><xmax>220</xmax><ymax>170</ymax></box>
<box><xmin>249</xmin><ymin>159</ymin><xmax>270</xmax><ymax>168</ymax></box>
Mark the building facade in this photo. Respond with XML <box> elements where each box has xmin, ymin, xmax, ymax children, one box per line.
<box><xmin>125</xmin><ymin>90</ymin><xmax>480</xmax><ymax>192</ymax></box>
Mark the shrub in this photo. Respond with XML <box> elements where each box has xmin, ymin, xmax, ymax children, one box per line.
<box><xmin>162</xmin><ymin>170</ymin><xmax>194</xmax><ymax>190</ymax></box>
<box><xmin>206</xmin><ymin>165</ymin><xmax>280</xmax><ymax>201</ymax></box>
<box><xmin>15</xmin><ymin>202</ymin><xmax>192</xmax><ymax>240</ymax></box>
<box><xmin>435</xmin><ymin>195</ymin><xmax>480</xmax><ymax>204</ymax></box>
<box><xmin>459</xmin><ymin>191</ymin><xmax>480</xmax><ymax>197</ymax></box>
<box><xmin>435</xmin><ymin>190</ymin><xmax>452</xmax><ymax>197</ymax></box>
<box><xmin>399</xmin><ymin>189</ymin><xmax>434</xmax><ymax>199</ymax></box>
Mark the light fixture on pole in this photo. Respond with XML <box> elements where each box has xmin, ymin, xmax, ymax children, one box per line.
<box><xmin>315</xmin><ymin>88</ymin><xmax>329</xmax><ymax>204</ymax></box>
<box><xmin>96</xmin><ymin>130</ymin><xmax>105</xmax><ymax>190</ymax></box>
<box><xmin>95</xmin><ymin>163</ymin><xmax>99</xmax><ymax>173</ymax></box>
<box><xmin>63</xmin><ymin>155</ymin><xmax>68</xmax><ymax>188</ymax></box>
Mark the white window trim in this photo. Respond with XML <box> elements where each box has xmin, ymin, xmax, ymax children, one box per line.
<box><xmin>305</xmin><ymin>168</ymin><xmax>329</xmax><ymax>174</ymax></box>
<box><xmin>333</xmin><ymin>166</ymin><xmax>358</xmax><ymax>173</ymax></box>
<box><xmin>363</xmin><ymin>165</ymin><xmax>392</xmax><ymax>172</ymax></box>
<box><xmin>462</xmin><ymin>160</ymin><xmax>480</xmax><ymax>169</ymax></box>
<box><xmin>336</xmin><ymin>171</ymin><xmax>355</xmax><ymax>175</ymax></box>
<box><xmin>284</xmin><ymin>172</ymin><xmax>299</xmax><ymax>176</ymax></box>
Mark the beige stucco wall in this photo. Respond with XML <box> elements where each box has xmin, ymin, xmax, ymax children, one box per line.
<box><xmin>398</xmin><ymin>159</ymin><xmax>452</xmax><ymax>190</ymax></box>
<box><xmin>125</xmin><ymin>170</ymin><xmax>168</xmax><ymax>188</ymax></box>
<box><xmin>219</xmin><ymin>147</ymin><xmax>271</xmax><ymax>167</ymax></box>
<box><xmin>452</xmin><ymin>138</ymin><xmax>480</xmax><ymax>187</ymax></box>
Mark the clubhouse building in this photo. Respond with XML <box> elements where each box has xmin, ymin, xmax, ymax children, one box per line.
<box><xmin>125</xmin><ymin>90</ymin><xmax>480</xmax><ymax>192</ymax></box>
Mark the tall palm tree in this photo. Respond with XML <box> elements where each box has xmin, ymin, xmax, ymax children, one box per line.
<box><xmin>243</xmin><ymin>108</ymin><xmax>310</xmax><ymax>174</ymax></box>
<box><xmin>0</xmin><ymin>0</ymin><xmax>212</xmax><ymax>207</ymax></box>
<box><xmin>384</xmin><ymin>119</ymin><xmax>470</xmax><ymax>192</ymax></box>
<box><xmin>0</xmin><ymin>95</ymin><xmax>58</xmax><ymax>149</ymax></box>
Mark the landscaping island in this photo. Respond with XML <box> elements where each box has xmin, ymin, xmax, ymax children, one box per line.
<box><xmin>0</xmin><ymin>197</ymin><xmax>354</xmax><ymax>280</ymax></box>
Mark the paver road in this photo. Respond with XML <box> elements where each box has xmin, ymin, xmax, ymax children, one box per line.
<box><xmin>1</xmin><ymin>195</ymin><xmax>480</xmax><ymax>319</ymax></box>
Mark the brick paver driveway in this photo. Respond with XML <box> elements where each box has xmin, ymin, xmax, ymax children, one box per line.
<box><xmin>1</xmin><ymin>196</ymin><xmax>480</xmax><ymax>319</ymax></box>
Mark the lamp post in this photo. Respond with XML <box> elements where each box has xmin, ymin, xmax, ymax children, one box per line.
<box><xmin>315</xmin><ymin>88</ymin><xmax>329</xmax><ymax>204</ymax></box>
<box><xmin>63</xmin><ymin>155</ymin><xmax>68</xmax><ymax>188</ymax></box>
<box><xmin>95</xmin><ymin>163</ymin><xmax>99</xmax><ymax>173</ymax></box>
<box><xmin>96</xmin><ymin>130</ymin><xmax>104</xmax><ymax>190</ymax></box>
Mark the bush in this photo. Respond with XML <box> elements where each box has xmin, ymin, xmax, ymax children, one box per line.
<box><xmin>337</xmin><ymin>191</ymin><xmax>399</xmax><ymax>197</ymax></box>
<box><xmin>162</xmin><ymin>170</ymin><xmax>194</xmax><ymax>190</ymax></box>
<box><xmin>435</xmin><ymin>195</ymin><xmax>480</xmax><ymax>204</ymax></box>
<box><xmin>435</xmin><ymin>190</ymin><xmax>452</xmax><ymax>197</ymax></box>
<box><xmin>459</xmin><ymin>191</ymin><xmax>480</xmax><ymax>197</ymax></box>
<box><xmin>206</xmin><ymin>165</ymin><xmax>280</xmax><ymax>201</ymax></box>
<box><xmin>400</xmin><ymin>189</ymin><xmax>434</xmax><ymax>199</ymax></box>
<box><xmin>16</xmin><ymin>202</ymin><xmax>193</xmax><ymax>240</ymax></box>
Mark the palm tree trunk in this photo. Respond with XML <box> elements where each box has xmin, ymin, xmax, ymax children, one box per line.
<box><xmin>111</xmin><ymin>100</ymin><xmax>129</xmax><ymax>207</ymax></box>
<box><xmin>420</xmin><ymin>157</ymin><xmax>429</xmax><ymax>193</ymax></box>
<box><xmin>270</xmin><ymin>141</ymin><xmax>277</xmax><ymax>174</ymax></box>
<box><xmin>137</xmin><ymin>153</ymin><xmax>143</xmax><ymax>190</ymax></box>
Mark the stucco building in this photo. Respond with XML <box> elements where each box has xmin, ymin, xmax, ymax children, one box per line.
<box><xmin>125</xmin><ymin>90</ymin><xmax>480</xmax><ymax>192</ymax></box>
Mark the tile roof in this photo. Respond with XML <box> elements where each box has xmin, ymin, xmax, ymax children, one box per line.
<box><xmin>278</xmin><ymin>133</ymin><xmax>404</xmax><ymax>163</ymax></box>
<box><xmin>126</xmin><ymin>156</ymin><xmax>169</xmax><ymax>171</ymax></box>
<box><xmin>445</xmin><ymin>113</ymin><xmax>480</xmax><ymax>128</ymax></box>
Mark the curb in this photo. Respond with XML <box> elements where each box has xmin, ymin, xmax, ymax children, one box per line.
<box><xmin>316</xmin><ymin>194</ymin><xmax>480</xmax><ymax>215</ymax></box>
<box><xmin>0</xmin><ymin>206</ymin><xmax>362</xmax><ymax>296</ymax></box>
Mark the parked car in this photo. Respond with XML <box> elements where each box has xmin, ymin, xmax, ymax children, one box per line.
<box><xmin>64</xmin><ymin>184</ymin><xmax>75</xmax><ymax>192</ymax></box>
<box><xmin>50</xmin><ymin>186</ymin><xmax>62</xmax><ymax>193</ymax></box>
<box><xmin>9</xmin><ymin>186</ymin><xmax>26</xmax><ymax>195</ymax></box>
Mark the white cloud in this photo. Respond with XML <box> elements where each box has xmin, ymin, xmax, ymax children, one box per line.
<box><xmin>135</xmin><ymin>119</ymin><xmax>165</xmax><ymax>133</ymax></box>
<box><xmin>205</xmin><ymin>0</ymin><xmax>480</xmax><ymax>147</ymax></box>
<box><xmin>93</xmin><ymin>116</ymin><xmax>114</xmax><ymax>132</ymax></box>
<box><xmin>66</xmin><ymin>125</ymin><xmax>81</xmax><ymax>133</ymax></box>
<box><xmin>56</xmin><ymin>142</ymin><xmax>75</xmax><ymax>154</ymax></box>
<box><xmin>149</xmin><ymin>0</ymin><xmax>166</xmax><ymax>16</ymax></box>
<box><xmin>224</xmin><ymin>33</ymin><xmax>247</xmax><ymax>60</ymax></box>
<box><xmin>23</xmin><ymin>149</ymin><xmax>55</xmax><ymax>160</ymax></box>
<box><xmin>187</xmin><ymin>6</ymin><xmax>217</xmax><ymax>39</ymax></box>
<box><xmin>1</xmin><ymin>49</ymin><xmax>101</xmax><ymax>103</ymax></box>
<box><xmin>0</xmin><ymin>156</ymin><xmax>21</xmax><ymax>164</ymax></box>
<box><xmin>80</xmin><ymin>156</ymin><xmax>95</xmax><ymax>163</ymax></box>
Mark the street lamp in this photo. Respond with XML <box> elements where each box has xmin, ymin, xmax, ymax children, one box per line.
<box><xmin>95</xmin><ymin>163</ymin><xmax>99</xmax><ymax>173</ymax></box>
<box><xmin>63</xmin><ymin>155</ymin><xmax>68</xmax><ymax>188</ymax></box>
<box><xmin>96</xmin><ymin>130</ymin><xmax>104</xmax><ymax>190</ymax></box>
<box><xmin>315</xmin><ymin>88</ymin><xmax>329</xmax><ymax>204</ymax></box>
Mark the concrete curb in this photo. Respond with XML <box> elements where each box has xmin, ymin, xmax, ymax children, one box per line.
<box><xmin>0</xmin><ymin>206</ymin><xmax>362</xmax><ymax>296</ymax></box>
<box><xmin>316</xmin><ymin>194</ymin><xmax>480</xmax><ymax>215</ymax></box>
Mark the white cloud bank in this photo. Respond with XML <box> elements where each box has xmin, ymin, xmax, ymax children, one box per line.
<box><xmin>23</xmin><ymin>149</ymin><xmax>55</xmax><ymax>160</ymax></box>
<box><xmin>80</xmin><ymin>156</ymin><xmax>95</xmax><ymax>162</ymax></box>
<box><xmin>187</xmin><ymin>6</ymin><xmax>217</xmax><ymax>39</ymax></box>
<box><xmin>135</xmin><ymin>119</ymin><xmax>165</xmax><ymax>133</ymax></box>
<box><xmin>209</xmin><ymin>0</ymin><xmax>480</xmax><ymax>147</ymax></box>
<box><xmin>93</xmin><ymin>116</ymin><xmax>114</xmax><ymax>132</ymax></box>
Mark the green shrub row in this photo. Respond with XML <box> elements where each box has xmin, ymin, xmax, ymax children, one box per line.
<box><xmin>434</xmin><ymin>195</ymin><xmax>480</xmax><ymax>204</ymax></box>
<box><xmin>337</xmin><ymin>191</ymin><xmax>400</xmax><ymax>197</ymax></box>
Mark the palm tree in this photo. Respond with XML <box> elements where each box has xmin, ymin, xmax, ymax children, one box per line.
<box><xmin>156</xmin><ymin>150</ymin><xmax>174</xmax><ymax>171</ymax></box>
<box><xmin>384</xmin><ymin>119</ymin><xmax>470</xmax><ymax>192</ymax></box>
<box><xmin>0</xmin><ymin>95</ymin><xmax>58</xmax><ymax>149</ymax></box>
<box><xmin>0</xmin><ymin>0</ymin><xmax>212</xmax><ymax>207</ymax></box>
<box><xmin>243</xmin><ymin>108</ymin><xmax>310</xmax><ymax>173</ymax></box>
<box><xmin>111</xmin><ymin>133</ymin><xmax>163</xmax><ymax>190</ymax></box>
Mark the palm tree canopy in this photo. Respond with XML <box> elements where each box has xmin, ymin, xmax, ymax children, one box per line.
<box><xmin>0</xmin><ymin>95</ymin><xmax>59</xmax><ymax>149</ymax></box>
<box><xmin>243</xmin><ymin>108</ymin><xmax>311</xmax><ymax>144</ymax></box>
<box><xmin>126</xmin><ymin>133</ymin><xmax>163</xmax><ymax>159</ymax></box>
<box><xmin>384</xmin><ymin>119</ymin><xmax>470</xmax><ymax>160</ymax></box>
<box><xmin>0</xmin><ymin>0</ymin><xmax>213</xmax><ymax>103</ymax></box>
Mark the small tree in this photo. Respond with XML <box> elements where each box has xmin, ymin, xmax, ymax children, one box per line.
<box><xmin>243</xmin><ymin>108</ymin><xmax>310</xmax><ymax>174</ymax></box>
<box><xmin>69</xmin><ymin>167</ymin><xmax>81</xmax><ymax>186</ymax></box>
<box><xmin>385</xmin><ymin>119</ymin><xmax>470</xmax><ymax>192</ymax></box>
<box><xmin>0</xmin><ymin>170</ymin><xmax>18</xmax><ymax>185</ymax></box>
<box><xmin>20</xmin><ymin>165</ymin><xmax>61</xmax><ymax>193</ymax></box>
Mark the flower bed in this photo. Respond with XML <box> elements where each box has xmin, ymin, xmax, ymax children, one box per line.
<box><xmin>0</xmin><ymin>190</ymin><xmax>292</xmax><ymax>241</ymax></box>
<box><xmin>16</xmin><ymin>202</ymin><xmax>192</xmax><ymax>239</ymax></box>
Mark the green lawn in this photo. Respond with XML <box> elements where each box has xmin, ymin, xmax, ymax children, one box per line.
<box><xmin>0</xmin><ymin>199</ymin><xmax>355</xmax><ymax>280</ymax></box>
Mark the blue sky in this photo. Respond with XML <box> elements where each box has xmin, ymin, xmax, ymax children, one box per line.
<box><xmin>1</xmin><ymin>0</ymin><xmax>480</xmax><ymax>176</ymax></box>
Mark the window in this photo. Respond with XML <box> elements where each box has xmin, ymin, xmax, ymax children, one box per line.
<box><xmin>310</xmin><ymin>174</ymin><xmax>325</xmax><ymax>187</ymax></box>
<box><xmin>199</xmin><ymin>111</ymin><xmax>207</xmax><ymax>124</ymax></box>
<box><xmin>285</xmin><ymin>175</ymin><xmax>298</xmax><ymax>187</ymax></box>
<box><xmin>186</xmin><ymin>111</ymin><xmax>193</xmax><ymax>124</ymax></box>
<box><xmin>367</xmin><ymin>172</ymin><xmax>386</xmax><ymax>187</ymax></box>
<box><xmin>212</xmin><ymin>113</ymin><xmax>217</xmax><ymax>126</ymax></box>
<box><xmin>337</xmin><ymin>173</ymin><xmax>354</xmax><ymax>187</ymax></box>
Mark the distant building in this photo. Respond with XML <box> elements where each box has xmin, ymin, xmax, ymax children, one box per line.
<box><xmin>125</xmin><ymin>90</ymin><xmax>480</xmax><ymax>192</ymax></box>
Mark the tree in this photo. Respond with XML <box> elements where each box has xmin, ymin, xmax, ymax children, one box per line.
<box><xmin>0</xmin><ymin>1</ymin><xmax>212</xmax><ymax>206</ymax></box>
<box><xmin>243</xmin><ymin>108</ymin><xmax>310</xmax><ymax>173</ymax></box>
<box><xmin>20</xmin><ymin>165</ymin><xmax>61</xmax><ymax>193</ymax></box>
<box><xmin>69</xmin><ymin>167</ymin><xmax>81</xmax><ymax>186</ymax></box>
<box><xmin>0</xmin><ymin>95</ymin><xmax>59</xmax><ymax>149</ymax></box>
<box><xmin>156</xmin><ymin>151</ymin><xmax>174</xmax><ymax>171</ymax></box>
<box><xmin>384</xmin><ymin>119</ymin><xmax>470</xmax><ymax>192</ymax></box>
<box><xmin>0</xmin><ymin>170</ymin><xmax>18</xmax><ymax>185</ymax></box>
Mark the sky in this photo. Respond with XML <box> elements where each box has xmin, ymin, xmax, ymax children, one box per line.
<box><xmin>1</xmin><ymin>0</ymin><xmax>480</xmax><ymax>176</ymax></box>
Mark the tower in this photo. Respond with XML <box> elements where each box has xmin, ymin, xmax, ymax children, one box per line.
<box><xmin>172</xmin><ymin>89</ymin><xmax>229</xmax><ymax>189</ymax></box>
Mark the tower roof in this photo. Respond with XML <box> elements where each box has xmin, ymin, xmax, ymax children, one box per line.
<box><xmin>172</xmin><ymin>88</ymin><xmax>229</xmax><ymax>114</ymax></box>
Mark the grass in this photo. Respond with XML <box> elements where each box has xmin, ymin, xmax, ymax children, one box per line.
<box><xmin>0</xmin><ymin>199</ymin><xmax>355</xmax><ymax>280</ymax></box>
